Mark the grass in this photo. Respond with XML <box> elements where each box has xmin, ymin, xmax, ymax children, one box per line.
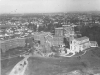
<box><xmin>1</xmin><ymin>57</ymin><xmax>24</xmax><ymax>75</ymax></box>
<box><xmin>26</xmin><ymin>47</ymin><xmax>100</xmax><ymax>75</ymax></box>
<box><xmin>1</xmin><ymin>47</ymin><xmax>100</xmax><ymax>75</ymax></box>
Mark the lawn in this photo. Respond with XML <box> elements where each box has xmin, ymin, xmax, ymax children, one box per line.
<box><xmin>1</xmin><ymin>57</ymin><xmax>24</xmax><ymax>75</ymax></box>
<box><xmin>26</xmin><ymin>47</ymin><xmax>100</xmax><ymax>75</ymax></box>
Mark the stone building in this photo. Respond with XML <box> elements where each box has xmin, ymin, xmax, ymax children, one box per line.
<box><xmin>33</xmin><ymin>32</ymin><xmax>52</xmax><ymax>45</ymax></box>
<box><xmin>70</xmin><ymin>36</ymin><xmax>91</xmax><ymax>52</ymax></box>
<box><xmin>55</xmin><ymin>27</ymin><xmax>64</xmax><ymax>37</ymax></box>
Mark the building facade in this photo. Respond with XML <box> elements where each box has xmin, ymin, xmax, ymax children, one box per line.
<box><xmin>55</xmin><ymin>27</ymin><xmax>64</xmax><ymax>37</ymax></box>
<box><xmin>52</xmin><ymin>36</ymin><xmax>64</xmax><ymax>47</ymax></box>
<box><xmin>70</xmin><ymin>36</ymin><xmax>91</xmax><ymax>52</ymax></box>
<box><xmin>62</xmin><ymin>25</ymin><xmax>75</xmax><ymax>37</ymax></box>
<box><xmin>33</xmin><ymin>32</ymin><xmax>52</xmax><ymax>46</ymax></box>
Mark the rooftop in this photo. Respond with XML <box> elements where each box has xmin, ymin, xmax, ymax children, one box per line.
<box><xmin>75</xmin><ymin>36</ymin><xmax>89</xmax><ymax>41</ymax></box>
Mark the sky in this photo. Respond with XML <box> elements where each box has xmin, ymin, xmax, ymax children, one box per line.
<box><xmin>0</xmin><ymin>0</ymin><xmax>100</xmax><ymax>14</ymax></box>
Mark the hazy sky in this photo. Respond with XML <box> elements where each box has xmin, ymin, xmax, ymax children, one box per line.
<box><xmin>0</xmin><ymin>0</ymin><xmax>100</xmax><ymax>14</ymax></box>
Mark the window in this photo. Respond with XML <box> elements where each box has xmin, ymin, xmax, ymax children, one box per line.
<box><xmin>74</xmin><ymin>41</ymin><xmax>76</xmax><ymax>44</ymax></box>
<box><xmin>74</xmin><ymin>46</ymin><xmax>76</xmax><ymax>50</ymax></box>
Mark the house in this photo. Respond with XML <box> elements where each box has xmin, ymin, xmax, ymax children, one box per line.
<box><xmin>70</xmin><ymin>36</ymin><xmax>91</xmax><ymax>53</ymax></box>
<box><xmin>90</xmin><ymin>41</ymin><xmax>98</xmax><ymax>47</ymax></box>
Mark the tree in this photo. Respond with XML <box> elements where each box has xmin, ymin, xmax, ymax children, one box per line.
<box><xmin>63</xmin><ymin>38</ymin><xmax>70</xmax><ymax>48</ymax></box>
<box><xmin>80</xmin><ymin>25</ymin><xmax>100</xmax><ymax>46</ymax></box>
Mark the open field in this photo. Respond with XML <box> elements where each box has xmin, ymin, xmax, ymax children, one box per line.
<box><xmin>1</xmin><ymin>47</ymin><xmax>100</xmax><ymax>75</ymax></box>
<box><xmin>26</xmin><ymin>48</ymin><xmax>100</xmax><ymax>75</ymax></box>
<box><xmin>1</xmin><ymin>57</ymin><xmax>24</xmax><ymax>75</ymax></box>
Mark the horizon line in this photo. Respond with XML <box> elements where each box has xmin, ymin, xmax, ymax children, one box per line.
<box><xmin>0</xmin><ymin>11</ymin><xmax>100</xmax><ymax>15</ymax></box>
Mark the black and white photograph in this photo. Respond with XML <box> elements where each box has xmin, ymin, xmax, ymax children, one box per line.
<box><xmin>0</xmin><ymin>0</ymin><xmax>100</xmax><ymax>75</ymax></box>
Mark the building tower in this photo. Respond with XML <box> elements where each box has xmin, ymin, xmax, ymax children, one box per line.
<box><xmin>62</xmin><ymin>25</ymin><xmax>74</xmax><ymax>36</ymax></box>
<box><xmin>62</xmin><ymin>25</ymin><xmax>76</xmax><ymax>43</ymax></box>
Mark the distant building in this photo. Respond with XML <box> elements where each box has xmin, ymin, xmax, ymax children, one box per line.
<box><xmin>32</xmin><ymin>24</ymin><xmax>98</xmax><ymax>53</ymax></box>
<box><xmin>32</xmin><ymin>25</ymin><xmax>77</xmax><ymax>50</ymax></box>
<box><xmin>70</xmin><ymin>36</ymin><xmax>91</xmax><ymax>52</ymax></box>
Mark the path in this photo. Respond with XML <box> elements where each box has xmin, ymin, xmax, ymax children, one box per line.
<box><xmin>8</xmin><ymin>54</ymin><xmax>31</xmax><ymax>75</ymax></box>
